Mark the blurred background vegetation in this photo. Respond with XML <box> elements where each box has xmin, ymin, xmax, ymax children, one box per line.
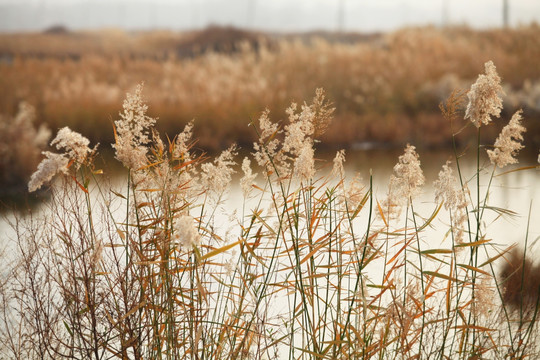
<box><xmin>1</xmin><ymin>25</ymin><xmax>540</xmax><ymax>153</ymax></box>
<box><xmin>1</xmin><ymin>1</ymin><xmax>540</xmax><ymax>199</ymax></box>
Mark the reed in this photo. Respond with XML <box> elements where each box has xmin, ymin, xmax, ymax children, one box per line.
<box><xmin>1</xmin><ymin>61</ymin><xmax>539</xmax><ymax>359</ymax></box>
<box><xmin>2</xmin><ymin>26</ymin><xmax>540</xmax><ymax>151</ymax></box>
<box><xmin>0</xmin><ymin>102</ymin><xmax>50</xmax><ymax>199</ymax></box>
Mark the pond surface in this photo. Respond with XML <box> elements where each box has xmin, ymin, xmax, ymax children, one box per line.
<box><xmin>345</xmin><ymin>148</ymin><xmax>540</xmax><ymax>250</ymax></box>
<box><xmin>1</xmin><ymin>148</ymin><xmax>539</xmax><ymax>253</ymax></box>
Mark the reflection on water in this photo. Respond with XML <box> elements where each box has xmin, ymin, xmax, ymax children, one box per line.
<box><xmin>1</xmin><ymin>149</ymin><xmax>539</xmax><ymax>252</ymax></box>
<box><xmin>344</xmin><ymin>148</ymin><xmax>540</xmax><ymax>250</ymax></box>
<box><xmin>204</xmin><ymin>148</ymin><xmax>540</xmax><ymax>258</ymax></box>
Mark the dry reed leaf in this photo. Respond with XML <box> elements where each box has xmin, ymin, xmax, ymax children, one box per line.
<box><xmin>423</xmin><ymin>271</ymin><xmax>459</xmax><ymax>283</ymax></box>
<box><xmin>456</xmin><ymin>263</ymin><xmax>490</xmax><ymax>276</ymax></box>
<box><xmin>377</xmin><ymin>200</ymin><xmax>388</xmax><ymax>227</ymax></box>
<box><xmin>201</xmin><ymin>240</ymin><xmax>242</xmax><ymax>260</ymax></box>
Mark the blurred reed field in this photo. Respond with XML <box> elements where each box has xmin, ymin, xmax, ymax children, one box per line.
<box><xmin>1</xmin><ymin>60</ymin><xmax>540</xmax><ymax>359</ymax></box>
<box><xmin>1</xmin><ymin>25</ymin><xmax>540</xmax><ymax>152</ymax></box>
<box><xmin>0</xmin><ymin>102</ymin><xmax>51</xmax><ymax>198</ymax></box>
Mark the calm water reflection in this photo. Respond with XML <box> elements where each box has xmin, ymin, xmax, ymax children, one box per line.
<box><xmin>345</xmin><ymin>149</ymin><xmax>540</xmax><ymax>249</ymax></box>
<box><xmin>1</xmin><ymin>149</ymin><xmax>539</xmax><ymax>252</ymax></box>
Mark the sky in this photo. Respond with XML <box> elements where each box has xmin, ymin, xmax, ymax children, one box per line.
<box><xmin>0</xmin><ymin>0</ymin><xmax>539</xmax><ymax>33</ymax></box>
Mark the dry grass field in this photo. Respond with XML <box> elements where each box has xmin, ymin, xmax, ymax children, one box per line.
<box><xmin>1</xmin><ymin>60</ymin><xmax>539</xmax><ymax>358</ymax></box>
<box><xmin>1</xmin><ymin>25</ymin><xmax>540</xmax><ymax>152</ymax></box>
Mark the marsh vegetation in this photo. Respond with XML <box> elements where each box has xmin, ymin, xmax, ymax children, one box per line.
<box><xmin>1</xmin><ymin>60</ymin><xmax>539</xmax><ymax>359</ymax></box>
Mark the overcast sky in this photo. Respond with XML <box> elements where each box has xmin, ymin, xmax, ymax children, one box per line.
<box><xmin>1</xmin><ymin>0</ymin><xmax>539</xmax><ymax>33</ymax></box>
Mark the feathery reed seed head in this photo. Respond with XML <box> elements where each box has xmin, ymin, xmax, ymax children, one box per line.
<box><xmin>282</xmin><ymin>90</ymin><xmax>333</xmax><ymax>181</ymax></box>
<box><xmin>475</xmin><ymin>275</ymin><xmax>495</xmax><ymax>318</ymax></box>
<box><xmin>389</xmin><ymin>144</ymin><xmax>425</xmax><ymax>202</ymax></box>
<box><xmin>28</xmin><ymin>152</ymin><xmax>69</xmax><ymax>192</ymax></box>
<box><xmin>434</xmin><ymin>160</ymin><xmax>469</xmax><ymax>245</ymax></box>
<box><xmin>252</xmin><ymin>109</ymin><xmax>283</xmax><ymax>172</ymax></box>
<box><xmin>14</xmin><ymin>102</ymin><xmax>51</xmax><ymax>149</ymax></box>
<box><xmin>173</xmin><ymin>215</ymin><xmax>201</xmax><ymax>249</ymax></box>
<box><xmin>257</xmin><ymin>108</ymin><xmax>279</xmax><ymax>141</ymax></box>
<box><xmin>13</xmin><ymin>101</ymin><xmax>35</xmax><ymax>127</ymax></box>
<box><xmin>283</xmin><ymin>102</ymin><xmax>315</xmax><ymax>156</ymax></box>
<box><xmin>332</xmin><ymin>150</ymin><xmax>346</xmax><ymax>179</ymax></box>
<box><xmin>173</xmin><ymin>121</ymin><xmax>194</xmax><ymax>161</ymax></box>
<box><xmin>344</xmin><ymin>174</ymin><xmax>364</xmax><ymax>209</ymax></box>
<box><xmin>434</xmin><ymin>160</ymin><xmax>457</xmax><ymax>211</ymax></box>
<box><xmin>28</xmin><ymin>127</ymin><xmax>94</xmax><ymax>192</ymax></box>
<box><xmin>240</xmin><ymin>157</ymin><xmax>257</xmax><ymax>197</ymax></box>
<box><xmin>487</xmin><ymin>110</ymin><xmax>526</xmax><ymax>168</ymax></box>
<box><xmin>113</xmin><ymin>84</ymin><xmax>156</xmax><ymax>169</ymax></box>
<box><xmin>201</xmin><ymin>145</ymin><xmax>237</xmax><ymax>195</ymax></box>
<box><xmin>51</xmin><ymin>127</ymin><xmax>93</xmax><ymax>166</ymax></box>
<box><xmin>465</xmin><ymin>61</ymin><xmax>504</xmax><ymax>128</ymax></box>
<box><xmin>310</xmin><ymin>87</ymin><xmax>335</xmax><ymax>138</ymax></box>
<box><xmin>294</xmin><ymin>144</ymin><xmax>315</xmax><ymax>181</ymax></box>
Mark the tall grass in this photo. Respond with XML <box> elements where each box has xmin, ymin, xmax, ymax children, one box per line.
<box><xmin>2</xmin><ymin>26</ymin><xmax>540</xmax><ymax>150</ymax></box>
<box><xmin>1</xmin><ymin>61</ymin><xmax>540</xmax><ymax>359</ymax></box>
<box><xmin>0</xmin><ymin>102</ymin><xmax>50</xmax><ymax>199</ymax></box>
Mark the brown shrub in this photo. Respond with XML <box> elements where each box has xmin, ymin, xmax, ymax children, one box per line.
<box><xmin>500</xmin><ymin>247</ymin><xmax>540</xmax><ymax>311</ymax></box>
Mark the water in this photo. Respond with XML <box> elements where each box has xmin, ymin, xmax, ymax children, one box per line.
<box><xmin>345</xmin><ymin>148</ymin><xmax>540</xmax><ymax>249</ymax></box>
<box><xmin>2</xmin><ymin>149</ymin><xmax>539</xmax><ymax>252</ymax></box>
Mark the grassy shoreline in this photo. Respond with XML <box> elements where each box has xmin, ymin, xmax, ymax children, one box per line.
<box><xmin>1</xmin><ymin>60</ymin><xmax>540</xmax><ymax>358</ymax></box>
<box><xmin>2</xmin><ymin>25</ymin><xmax>540</xmax><ymax>151</ymax></box>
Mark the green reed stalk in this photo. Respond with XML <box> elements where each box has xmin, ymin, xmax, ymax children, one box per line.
<box><xmin>338</xmin><ymin>173</ymin><xmax>373</xmax><ymax>356</ymax></box>
<box><xmin>410</xmin><ymin>200</ymin><xmax>426</xmax><ymax>356</ymax></box>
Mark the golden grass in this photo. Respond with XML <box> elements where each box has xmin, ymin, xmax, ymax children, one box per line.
<box><xmin>1</xmin><ymin>63</ymin><xmax>539</xmax><ymax>358</ymax></box>
<box><xmin>1</xmin><ymin>25</ymin><xmax>540</xmax><ymax>151</ymax></box>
